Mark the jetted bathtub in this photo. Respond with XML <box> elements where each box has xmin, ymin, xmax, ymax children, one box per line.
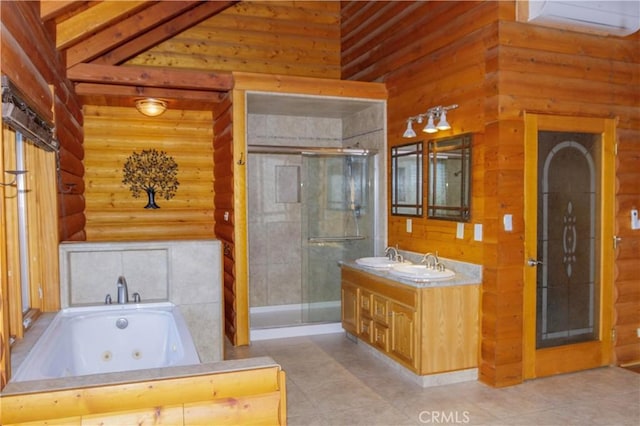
<box><xmin>11</xmin><ymin>302</ymin><xmax>200</xmax><ymax>382</ymax></box>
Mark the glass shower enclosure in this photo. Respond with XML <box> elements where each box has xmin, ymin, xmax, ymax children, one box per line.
<box><xmin>248</xmin><ymin>147</ymin><xmax>376</xmax><ymax>329</ymax></box>
<box><xmin>302</xmin><ymin>153</ymin><xmax>374</xmax><ymax>323</ymax></box>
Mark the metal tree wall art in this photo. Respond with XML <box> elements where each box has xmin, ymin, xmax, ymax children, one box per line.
<box><xmin>122</xmin><ymin>149</ymin><xmax>179</xmax><ymax>209</ymax></box>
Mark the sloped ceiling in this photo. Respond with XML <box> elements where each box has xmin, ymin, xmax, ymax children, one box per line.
<box><xmin>42</xmin><ymin>0</ymin><xmax>238</xmax><ymax>110</ymax></box>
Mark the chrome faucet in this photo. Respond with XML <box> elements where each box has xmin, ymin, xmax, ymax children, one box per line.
<box><xmin>116</xmin><ymin>276</ymin><xmax>129</xmax><ymax>304</ymax></box>
<box><xmin>384</xmin><ymin>246</ymin><xmax>398</xmax><ymax>261</ymax></box>
<box><xmin>421</xmin><ymin>252</ymin><xmax>439</xmax><ymax>269</ymax></box>
<box><xmin>384</xmin><ymin>245</ymin><xmax>403</xmax><ymax>263</ymax></box>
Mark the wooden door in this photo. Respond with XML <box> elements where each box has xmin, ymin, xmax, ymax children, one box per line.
<box><xmin>523</xmin><ymin>113</ymin><xmax>616</xmax><ymax>378</ymax></box>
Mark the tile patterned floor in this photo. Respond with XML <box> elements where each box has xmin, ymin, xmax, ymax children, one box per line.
<box><xmin>226</xmin><ymin>332</ymin><xmax>640</xmax><ymax>426</ymax></box>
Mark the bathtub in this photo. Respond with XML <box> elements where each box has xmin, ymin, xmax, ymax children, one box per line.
<box><xmin>11</xmin><ymin>302</ymin><xmax>200</xmax><ymax>382</ymax></box>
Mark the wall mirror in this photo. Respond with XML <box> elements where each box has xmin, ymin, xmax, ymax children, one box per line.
<box><xmin>427</xmin><ymin>133</ymin><xmax>472</xmax><ymax>221</ymax></box>
<box><xmin>391</xmin><ymin>141</ymin><xmax>423</xmax><ymax>216</ymax></box>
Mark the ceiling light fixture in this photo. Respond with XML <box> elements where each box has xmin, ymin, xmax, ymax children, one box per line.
<box><xmin>135</xmin><ymin>98</ymin><xmax>167</xmax><ymax>117</ymax></box>
<box><xmin>402</xmin><ymin>104</ymin><xmax>458</xmax><ymax>138</ymax></box>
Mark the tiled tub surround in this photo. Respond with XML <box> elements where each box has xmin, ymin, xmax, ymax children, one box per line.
<box><xmin>59</xmin><ymin>240</ymin><xmax>223</xmax><ymax>363</ymax></box>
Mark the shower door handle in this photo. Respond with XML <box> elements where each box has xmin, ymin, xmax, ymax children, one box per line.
<box><xmin>308</xmin><ymin>236</ymin><xmax>365</xmax><ymax>243</ymax></box>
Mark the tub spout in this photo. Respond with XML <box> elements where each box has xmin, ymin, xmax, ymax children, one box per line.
<box><xmin>116</xmin><ymin>276</ymin><xmax>129</xmax><ymax>304</ymax></box>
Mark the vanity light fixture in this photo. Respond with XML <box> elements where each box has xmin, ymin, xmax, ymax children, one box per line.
<box><xmin>402</xmin><ymin>120</ymin><xmax>417</xmax><ymax>138</ymax></box>
<box><xmin>402</xmin><ymin>104</ymin><xmax>458</xmax><ymax>138</ymax></box>
<box><xmin>135</xmin><ymin>98</ymin><xmax>167</xmax><ymax>117</ymax></box>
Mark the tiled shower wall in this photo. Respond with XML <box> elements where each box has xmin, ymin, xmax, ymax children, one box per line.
<box><xmin>59</xmin><ymin>240</ymin><xmax>223</xmax><ymax>362</ymax></box>
<box><xmin>247</xmin><ymin>104</ymin><xmax>386</xmax><ymax>309</ymax></box>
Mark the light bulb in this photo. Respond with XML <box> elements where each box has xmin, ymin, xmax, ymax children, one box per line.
<box><xmin>135</xmin><ymin>98</ymin><xmax>167</xmax><ymax>117</ymax></box>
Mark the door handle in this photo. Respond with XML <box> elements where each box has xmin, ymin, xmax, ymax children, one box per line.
<box><xmin>527</xmin><ymin>258</ymin><xmax>543</xmax><ymax>267</ymax></box>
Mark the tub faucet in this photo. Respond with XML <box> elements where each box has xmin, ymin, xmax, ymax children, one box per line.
<box><xmin>116</xmin><ymin>276</ymin><xmax>129</xmax><ymax>304</ymax></box>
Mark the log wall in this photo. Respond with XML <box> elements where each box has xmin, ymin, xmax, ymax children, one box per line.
<box><xmin>212</xmin><ymin>93</ymin><xmax>245</xmax><ymax>345</ymax></box>
<box><xmin>341</xmin><ymin>0</ymin><xmax>640</xmax><ymax>385</ymax></box>
<box><xmin>127</xmin><ymin>1</ymin><xmax>341</xmax><ymax>79</ymax></box>
<box><xmin>82</xmin><ymin>106</ymin><xmax>215</xmax><ymax>241</ymax></box>
<box><xmin>0</xmin><ymin>1</ymin><xmax>84</xmax><ymax>389</ymax></box>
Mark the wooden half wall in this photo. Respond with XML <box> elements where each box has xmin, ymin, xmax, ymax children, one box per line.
<box><xmin>1</xmin><ymin>361</ymin><xmax>287</xmax><ymax>425</ymax></box>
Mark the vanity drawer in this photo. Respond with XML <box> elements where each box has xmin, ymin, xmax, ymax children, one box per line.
<box><xmin>372</xmin><ymin>322</ymin><xmax>389</xmax><ymax>351</ymax></box>
<box><xmin>359</xmin><ymin>317</ymin><xmax>373</xmax><ymax>343</ymax></box>
<box><xmin>372</xmin><ymin>295</ymin><xmax>389</xmax><ymax>325</ymax></box>
<box><xmin>359</xmin><ymin>290</ymin><xmax>372</xmax><ymax>317</ymax></box>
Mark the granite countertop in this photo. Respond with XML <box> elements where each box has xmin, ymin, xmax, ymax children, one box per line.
<box><xmin>340</xmin><ymin>255</ymin><xmax>481</xmax><ymax>288</ymax></box>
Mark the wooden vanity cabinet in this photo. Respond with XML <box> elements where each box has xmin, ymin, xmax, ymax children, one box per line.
<box><xmin>341</xmin><ymin>281</ymin><xmax>358</xmax><ymax>336</ymax></box>
<box><xmin>341</xmin><ymin>265</ymin><xmax>479</xmax><ymax>376</ymax></box>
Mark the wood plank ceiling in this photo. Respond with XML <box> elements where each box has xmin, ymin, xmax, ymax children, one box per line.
<box><xmin>42</xmin><ymin>0</ymin><xmax>238</xmax><ymax>110</ymax></box>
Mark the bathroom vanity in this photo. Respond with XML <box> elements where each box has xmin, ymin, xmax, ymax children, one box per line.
<box><xmin>341</xmin><ymin>260</ymin><xmax>480</xmax><ymax>380</ymax></box>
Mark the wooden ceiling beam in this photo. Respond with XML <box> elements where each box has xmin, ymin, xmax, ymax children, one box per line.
<box><xmin>65</xmin><ymin>1</ymin><xmax>202</xmax><ymax>67</ymax></box>
<box><xmin>40</xmin><ymin>0</ymin><xmax>87</xmax><ymax>22</ymax></box>
<box><xmin>67</xmin><ymin>63</ymin><xmax>234</xmax><ymax>91</ymax></box>
<box><xmin>92</xmin><ymin>1</ymin><xmax>239</xmax><ymax>66</ymax></box>
<box><xmin>74</xmin><ymin>83</ymin><xmax>225</xmax><ymax>103</ymax></box>
<box><xmin>56</xmin><ymin>1</ymin><xmax>150</xmax><ymax>50</ymax></box>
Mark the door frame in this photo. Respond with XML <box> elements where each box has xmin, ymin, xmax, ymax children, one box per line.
<box><xmin>523</xmin><ymin>113</ymin><xmax>616</xmax><ymax>379</ymax></box>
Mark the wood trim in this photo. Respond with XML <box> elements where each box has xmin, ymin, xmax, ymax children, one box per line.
<box><xmin>232</xmin><ymin>71</ymin><xmax>386</xmax><ymax>99</ymax></box>
<box><xmin>0</xmin><ymin>123</ymin><xmax>11</xmax><ymax>387</ymax></box>
<box><xmin>522</xmin><ymin>112</ymin><xmax>538</xmax><ymax>379</ymax></box>
<box><xmin>232</xmin><ymin>89</ymin><xmax>249</xmax><ymax>346</ymax></box>
<box><xmin>2</xmin><ymin>130</ymin><xmax>23</xmax><ymax>341</ymax></box>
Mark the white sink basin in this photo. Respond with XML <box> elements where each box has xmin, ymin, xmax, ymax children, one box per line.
<box><xmin>355</xmin><ymin>257</ymin><xmax>399</xmax><ymax>269</ymax></box>
<box><xmin>389</xmin><ymin>263</ymin><xmax>455</xmax><ymax>281</ymax></box>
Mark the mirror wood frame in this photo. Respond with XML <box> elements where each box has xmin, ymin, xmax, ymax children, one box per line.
<box><xmin>427</xmin><ymin>133</ymin><xmax>472</xmax><ymax>222</ymax></box>
<box><xmin>390</xmin><ymin>141</ymin><xmax>423</xmax><ymax>217</ymax></box>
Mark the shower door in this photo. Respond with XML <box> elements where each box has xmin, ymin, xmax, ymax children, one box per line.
<box><xmin>302</xmin><ymin>154</ymin><xmax>374</xmax><ymax>323</ymax></box>
<box><xmin>524</xmin><ymin>114</ymin><xmax>615</xmax><ymax>378</ymax></box>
